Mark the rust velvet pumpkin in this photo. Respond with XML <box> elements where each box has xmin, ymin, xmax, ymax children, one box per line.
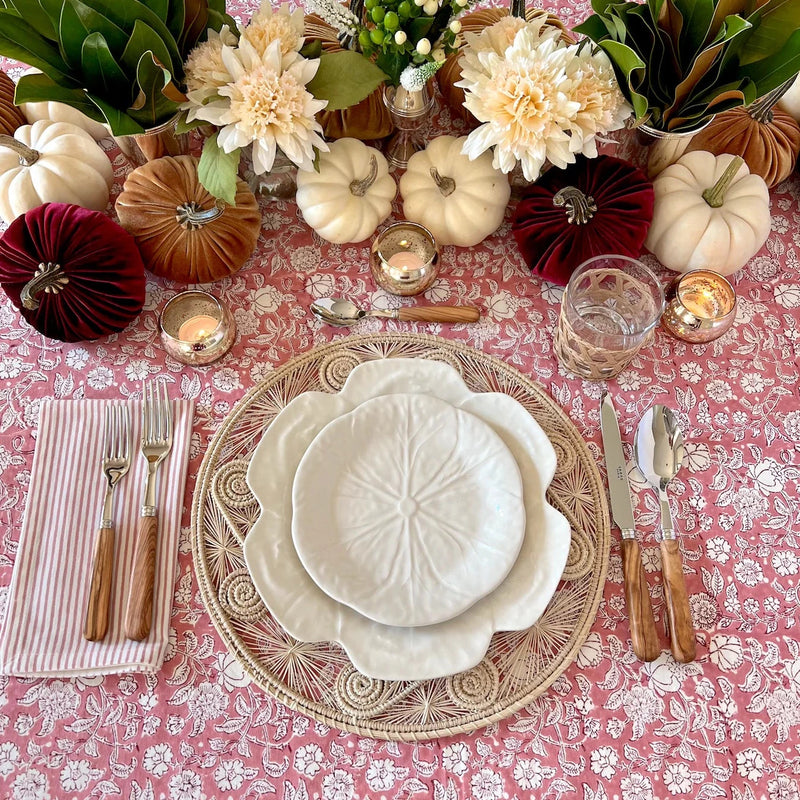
<box><xmin>115</xmin><ymin>155</ymin><xmax>261</xmax><ymax>284</ymax></box>
<box><xmin>0</xmin><ymin>202</ymin><xmax>146</xmax><ymax>342</ymax></box>
<box><xmin>437</xmin><ymin>9</ymin><xmax>573</xmax><ymax>127</ymax></box>
<box><xmin>512</xmin><ymin>156</ymin><xmax>654</xmax><ymax>286</ymax></box>
<box><xmin>0</xmin><ymin>71</ymin><xmax>26</xmax><ymax>136</ymax></box>
<box><xmin>304</xmin><ymin>14</ymin><xmax>393</xmax><ymax>141</ymax></box>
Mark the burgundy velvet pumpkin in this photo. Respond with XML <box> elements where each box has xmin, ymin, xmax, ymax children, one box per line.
<box><xmin>0</xmin><ymin>202</ymin><xmax>146</xmax><ymax>342</ymax></box>
<box><xmin>512</xmin><ymin>156</ymin><xmax>654</xmax><ymax>286</ymax></box>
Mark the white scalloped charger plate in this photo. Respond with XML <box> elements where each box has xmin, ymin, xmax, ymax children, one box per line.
<box><xmin>244</xmin><ymin>358</ymin><xmax>571</xmax><ymax>681</ymax></box>
<box><xmin>291</xmin><ymin>393</ymin><xmax>526</xmax><ymax>628</ymax></box>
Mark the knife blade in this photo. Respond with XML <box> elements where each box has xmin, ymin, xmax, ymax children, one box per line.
<box><xmin>600</xmin><ymin>392</ymin><xmax>660</xmax><ymax>661</ymax></box>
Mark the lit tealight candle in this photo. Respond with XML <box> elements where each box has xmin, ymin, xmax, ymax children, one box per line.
<box><xmin>178</xmin><ymin>314</ymin><xmax>219</xmax><ymax>342</ymax></box>
<box><xmin>661</xmin><ymin>270</ymin><xmax>737</xmax><ymax>343</ymax></box>
<box><xmin>387</xmin><ymin>251</ymin><xmax>424</xmax><ymax>271</ymax></box>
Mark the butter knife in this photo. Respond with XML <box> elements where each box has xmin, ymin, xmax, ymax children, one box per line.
<box><xmin>600</xmin><ymin>392</ymin><xmax>660</xmax><ymax>661</ymax></box>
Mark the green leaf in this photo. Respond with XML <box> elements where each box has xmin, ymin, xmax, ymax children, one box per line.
<box><xmin>0</xmin><ymin>10</ymin><xmax>76</xmax><ymax>84</ymax></box>
<box><xmin>81</xmin><ymin>32</ymin><xmax>131</xmax><ymax>101</ymax></box>
<box><xmin>406</xmin><ymin>15</ymin><xmax>434</xmax><ymax>42</ymax></box>
<box><xmin>14</xmin><ymin>70</ymin><xmax>105</xmax><ymax>122</ymax></box>
<box><xmin>7</xmin><ymin>0</ymin><xmax>56</xmax><ymax>40</ymax></box>
<box><xmin>74</xmin><ymin>0</ymin><xmax>181</xmax><ymax>74</ymax></box>
<box><xmin>178</xmin><ymin>0</ymin><xmax>208</xmax><ymax>58</ymax></box>
<box><xmin>166</xmin><ymin>0</ymin><xmax>185</xmax><ymax>43</ymax></box>
<box><xmin>740</xmin><ymin>0</ymin><xmax>800</xmax><ymax>64</ymax></box>
<box><xmin>300</xmin><ymin>39</ymin><xmax>322</xmax><ymax>59</ymax></box>
<box><xmin>205</xmin><ymin>7</ymin><xmax>237</xmax><ymax>34</ymax></box>
<box><xmin>599</xmin><ymin>39</ymin><xmax>648</xmax><ymax>110</ymax></box>
<box><xmin>198</xmin><ymin>133</ymin><xmax>240</xmax><ymax>205</ymax></box>
<box><xmin>120</xmin><ymin>19</ymin><xmax>174</xmax><ymax>77</ymax></box>
<box><xmin>147</xmin><ymin>0</ymin><xmax>169</xmax><ymax>23</ymax></box>
<box><xmin>375</xmin><ymin>49</ymin><xmax>408</xmax><ymax>87</ymax></box>
<box><xmin>64</xmin><ymin>0</ymin><xmax>131</xmax><ymax>59</ymax></box>
<box><xmin>59</xmin><ymin>0</ymin><xmax>90</xmax><ymax>70</ymax></box>
<box><xmin>306</xmin><ymin>51</ymin><xmax>386</xmax><ymax>111</ymax></box>
<box><xmin>739</xmin><ymin>27</ymin><xmax>800</xmax><ymax>92</ymax></box>
<box><xmin>174</xmin><ymin>110</ymin><xmax>203</xmax><ymax>134</ymax></box>
<box><xmin>127</xmin><ymin>50</ymin><xmax>181</xmax><ymax>128</ymax></box>
<box><xmin>88</xmin><ymin>93</ymin><xmax>143</xmax><ymax>134</ymax></box>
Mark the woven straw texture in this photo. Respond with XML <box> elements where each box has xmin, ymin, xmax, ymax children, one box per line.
<box><xmin>191</xmin><ymin>334</ymin><xmax>610</xmax><ymax>741</ymax></box>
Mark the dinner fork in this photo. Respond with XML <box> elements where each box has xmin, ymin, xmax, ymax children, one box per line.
<box><xmin>125</xmin><ymin>379</ymin><xmax>173</xmax><ymax>641</ymax></box>
<box><xmin>84</xmin><ymin>404</ymin><xmax>130</xmax><ymax>641</ymax></box>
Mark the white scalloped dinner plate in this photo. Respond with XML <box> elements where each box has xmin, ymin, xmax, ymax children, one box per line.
<box><xmin>244</xmin><ymin>359</ymin><xmax>571</xmax><ymax>681</ymax></box>
<box><xmin>291</xmin><ymin>393</ymin><xmax>526</xmax><ymax>628</ymax></box>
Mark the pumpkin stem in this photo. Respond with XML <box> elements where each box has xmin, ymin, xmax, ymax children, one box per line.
<box><xmin>429</xmin><ymin>167</ymin><xmax>456</xmax><ymax>198</ymax></box>
<box><xmin>0</xmin><ymin>134</ymin><xmax>40</xmax><ymax>167</ymax></box>
<box><xmin>20</xmin><ymin>262</ymin><xmax>68</xmax><ymax>310</ymax></box>
<box><xmin>349</xmin><ymin>155</ymin><xmax>379</xmax><ymax>197</ymax></box>
<box><xmin>510</xmin><ymin>0</ymin><xmax>526</xmax><ymax>18</ymax></box>
<box><xmin>553</xmin><ymin>186</ymin><xmax>597</xmax><ymax>225</ymax></box>
<box><xmin>176</xmin><ymin>201</ymin><xmax>225</xmax><ymax>230</ymax></box>
<box><xmin>748</xmin><ymin>77</ymin><xmax>795</xmax><ymax>124</ymax></box>
<box><xmin>702</xmin><ymin>156</ymin><xmax>745</xmax><ymax>208</ymax></box>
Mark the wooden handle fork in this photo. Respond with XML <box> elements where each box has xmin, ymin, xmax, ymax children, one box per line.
<box><xmin>396</xmin><ymin>306</ymin><xmax>480</xmax><ymax>323</ymax></box>
<box><xmin>125</xmin><ymin>515</ymin><xmax>159</xmax><ymax>641</ymax></box>
<box><xmin>621</xmin><ymin>538</ymin><xmax>660</xmax><ymax>661</ymax></box>
<box><xmin>83</xmin><ymin>527</ymin><xmax>115</xmax><ymax>641</ymax></box>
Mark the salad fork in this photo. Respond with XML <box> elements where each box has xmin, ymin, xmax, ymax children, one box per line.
<box><xmin>84</xmin><ymin>404</ymin><xmax>130</xmax><ymax>642</ymax></box>
<box><xmin>125</xmin><ymin>380</ymin><xmax>173</xmax><ymax>641</ymax></box>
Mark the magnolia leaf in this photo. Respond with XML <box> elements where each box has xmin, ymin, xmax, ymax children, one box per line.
<box><xmin>206</xmin><ymin>7</ymin><xmax>237</xmax><ymax>33</ymax></box>
<box><xmin>14</xmin><ymin>71</ymin><xmax>105</xmax><ymax>121</ymax></box>
<box><xmin>0</xmin><ymin>10</ymin><xmax>76</xmax><ymax>84</ymax></box>
<box><xmin>88</xmin><ymin>94</ymin><xmax>142</xmax><ymax>134</ymax></box>
<box><xmin>166</xmin><ymin>0</ymin><xmax>185</xmax><ymax>43</ymax></box>
<box><xmin>178</xmin><ymin>0</ymin><xmax>208</xmax><ymax>58</ymax></box>
<box><xmin>64</xmin><ymin>0</ymin><xmax>131</xmax><ymax>59</ymax></box>
<box><xmin>81</xmin><ymin>32</ymin><xmax>130</xmax><ymax>100</ymax></box>
<box><xmin>306</xmin><ymin>51</ymin><xmax>386</xmax><ymax>111</ymax></box>
<box><xmin>198</xmin><ymin>133</ymin><xmax>240</xmax><ymax>205</ymax></box>
<box><xmin>707</xmin><ymin>0</ymin><xmax>749</xmax><ymax>44</ymax></box>
<box><xmin>58</xmin><ymin>0</ymin><xmax>91</xmax><ymax>70</ymax></box>
<box><xmin>739</xmin><ymin>28</ymin><xmax>800</xmax><ymax>91</ymax></box>
<box><xmin>76</xmin><ymin>0</ymin><xmax>181</xmax><ymax>72</ymax></box>
<box><xmin>120</xmin><ymin>18</ymin><xmax>174</xmax><ymax>77</ymax></box>
<box><xmin>740</xmin><ymin>0</ymin><xmax>800</xmax><ymax>64</ymax></box>
<box><xmin>147</xmin><ymin>0</ymin><xmax>168</xmax><ymax>24</ymax></box>
<box><xmin>7</xmin><ymin>0</ymin><xmax>56</xmax><ymax>39</ymax></box>
<box><xmin>599</xmin><ymin>39</ymin><xmax>649</xmax><ymax>117</ymax></box>
<box><xmin>174</xmin><ymin>110</ymin><xmax>204</xmax><ymax>134</ymax></box>
<box><xmin>128</xmin><ymin>50</ymin><xmax>182</xmax><ymax>126</ymax></box>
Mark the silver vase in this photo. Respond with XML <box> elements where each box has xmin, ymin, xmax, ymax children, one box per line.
<box><xmin>382</xmin><ymin>81</ymin><xmax>436</xmax><ymax>170</ymax></box>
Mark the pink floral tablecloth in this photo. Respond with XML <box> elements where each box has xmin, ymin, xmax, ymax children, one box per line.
<box><xmin>2</xmin><ymin>2</ymin><xmax>800</xmax><ymax>798</ymax></box>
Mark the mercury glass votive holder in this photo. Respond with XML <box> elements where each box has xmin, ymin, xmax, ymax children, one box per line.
<box><xmin>661</xmin><ymin>270</ymin><xmax>737</xmax><ymax>343</ymax></box>
<box><xmin>159</xmin><ymin>290</ymin><xmax>236</xmax><ymax>365</ymax></box>
<box><xmin>370</xmin><ymin>222</ymin><xmax>440</xmax><ymax>296</ymax></box>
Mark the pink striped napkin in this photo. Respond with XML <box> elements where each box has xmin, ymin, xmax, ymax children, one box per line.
<box><xmin>0</xmin><ymin>397</ymin><xmax>194</xmax><ymax>676</ymax></box>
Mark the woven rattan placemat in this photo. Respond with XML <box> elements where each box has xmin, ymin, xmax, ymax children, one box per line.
<box><xmin>191</xmin><ymin>333</ymin><xmax>610</xmax><ymax>740</ymax></box>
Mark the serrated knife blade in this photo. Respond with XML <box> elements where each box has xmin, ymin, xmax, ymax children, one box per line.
<box><xmin>600</xmin><ymin>391</ymin><xmax>660</xmax><ymax>661</ymax></box>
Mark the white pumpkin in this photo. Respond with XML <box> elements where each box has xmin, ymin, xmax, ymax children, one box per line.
<box><xmin>18</xmin><ymin>69</ymin><xmax>109</xmax><ymax>140</ymax></box>
<box><xmin>296</xmin><ymin>138</ymin><xmax>395</xmax><ymax>243</ymax></box>
<box><xmin>400</xmin><ymin>135</ymin><xmax>510</xmax><ymax>247</ymax></box>
<box><xmin>645</xmin><ymin>151</ymin><xmax>770</xmax><ymax>275</ymax></box>
<box><xmin>0</xmin><ymin>120</ymin><xmax>113</xmax><ymax>224</ymax></box>
<box><xmin>777</xmin><ymin>74</ymin><xmax>800</xmax><ymax>122</ymax></box>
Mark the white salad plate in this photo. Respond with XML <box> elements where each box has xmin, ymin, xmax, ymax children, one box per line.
<box><xmin>291</xmin><ymin>393</ymin><xmax>526</xmax><ymax>628</ymax></box>
<box><xmin>244</xmin><ymin>358</ymin><xmax>571</xmax><ymax>681</ymax></box>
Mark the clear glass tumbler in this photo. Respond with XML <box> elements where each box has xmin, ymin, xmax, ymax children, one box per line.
<box><xmin>553</xmin><ymin>255</ymin><xmax>665</xmax><ymax>380</ymax></box>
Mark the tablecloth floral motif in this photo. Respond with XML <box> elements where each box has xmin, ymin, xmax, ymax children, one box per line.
<box><xmin>1</xmin><ymin>0</ymin><xmax>800</xmax><ymax>796</ymax></box>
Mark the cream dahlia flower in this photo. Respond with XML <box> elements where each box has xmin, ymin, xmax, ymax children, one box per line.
<box><xmin>184</xmin><ymin>26</ymin><xmax>239</xmax><ymax>96</ymax></box>
<box><xmin>459</xmin><ymin>27</ymin><xmax>581</xmax><ymax>180</ymax></box>
<box><xmin>188</xmin><ymin>38</ymin><xmax>328</xmax><ymax>174</ymax></box>
<box><xmin>241</xmin><ymin>2</ymin><xmax>304</xmax><ymax>67</ymax></box>
<box><xmin>458</xmin><ymin>15</ymin><xmax>544</xmax><ymax>83</ymax></box>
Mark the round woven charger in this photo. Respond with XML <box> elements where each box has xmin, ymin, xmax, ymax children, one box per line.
<box><xmin>192</xmin><ymin>333</ymin><xmax>610</xmax><ymax>741</ymax></box>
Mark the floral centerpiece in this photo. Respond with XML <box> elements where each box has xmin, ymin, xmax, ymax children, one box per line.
<box><xmin>183</xmin><ymin>3</ymin><xmax>386</xmax><ymax>202</ymax></box>
<box><xmin>575</xmin><ymin>0</ymin><xmax>800</xmax><ymax>133</ymax></box>
<box><xmin>0</xmin><ymin>0</ymin><xmax>235</xmax><ymax>134</ymax></box>
<box><xmin>308</xmin><ymin>0</ymin><xmax>468</xmax><ymax>87</ymax></box>
<box><xmin>456</xmin><ymin>16</ymin><xmax>631</xmax><ymax>182</ymax></box>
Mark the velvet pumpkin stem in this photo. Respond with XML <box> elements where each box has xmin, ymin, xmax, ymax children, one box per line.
<box><xmin>20</xmin><ymin>262</ymin><xmax>68</xmax><ymax>310</ymax></box>
<box><xmin>552</xmin><ymin>185</ymin><xmax>597</xmax><ymax>224</ymax></box>
<box><xmin>748</xmin><ymin>77</ymin><xmax>796</xmax><ymax>124</ymax></box>
<box><xmin>510</xmin><ymin>0</ymin><xmax>526</xmax><ymax>18</ymax></box>
<box><xmin>0</xmin><ymin>134</ymin><xmax>39</xmax><ymax>166</ymax></box>
<box><xmin>350</xmin><ymin>155</ymin><xmax>379</xmax><ymax>196</ymax></box>
<box><xmin>175</xmin><ymin>201</ymin><xmax>225</xmax><ymax>230</ymax></box>
<box><xmin>701</xmin><ymin>156</ymin><xmax>744</xmax><ymax>209</ymax></box>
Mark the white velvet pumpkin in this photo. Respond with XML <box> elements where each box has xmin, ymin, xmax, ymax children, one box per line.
<box><xmin>0</xmin><ymin>120</ymin><xmax>113</xmax><ymax>224</ymax></box>
<box><xmin>645</xmin><ymin>151</ymin><xmax>770</xmax><ymax>275</ymax></box>
<box><xmin>400</xmin><ymin>135</ymin><xmax>510</xmax><ymax>247</ymax></box>
<box><xmin>778</xmin><ymin>74</ymin><xmax>800</xmax><ymax>122</ymax></box>
<box><xmin>296</xmin><ymin>138</ymin><xmax>395</xmax><ymax>243</ymax></box>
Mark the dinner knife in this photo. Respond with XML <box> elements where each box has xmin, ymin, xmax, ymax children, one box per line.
<box><xmin>600</xmin><ymin>392</ymin><xmax>660</xmax><ymax>662</ymax></box>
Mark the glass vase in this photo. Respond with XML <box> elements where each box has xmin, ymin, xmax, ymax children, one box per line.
<box><xmin>382</xmin><ymin>80</ymin><xmax>436</xmax><ymax>170</ymax></box>
<box><xmin>239</xmin><ymin>146</ymin><xmax>298</xmax><ymax>200</ymax></box>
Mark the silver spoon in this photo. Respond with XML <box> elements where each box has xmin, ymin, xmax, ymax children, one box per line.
<box><xmin>634</xmin><ymin>405</ymin><xmax>696</xmax><ymax>663</ymax></box>
<box><xmin>311</xmin><ymin>297</ymin><xmax>481</xmax><ymax>327</ymax></box>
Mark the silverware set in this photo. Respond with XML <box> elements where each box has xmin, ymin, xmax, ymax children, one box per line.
<box><xmin>600</xmin><ymin>393</ymin><xmax>695</xmax><ymax>663</ymax></box>
<box><xmin>83</xmin><ymin>380</ymin><xmax>173</xmax><ymax>643</ymax></box>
